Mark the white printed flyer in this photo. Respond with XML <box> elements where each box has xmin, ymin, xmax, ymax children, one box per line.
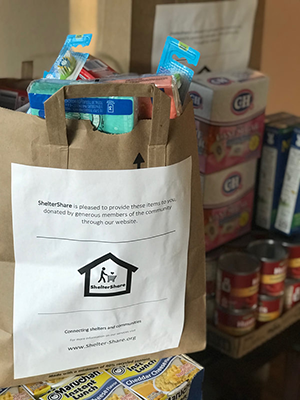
<box><xmin>11</xmin><ymin>159</ymin><xmax>191</xmax><ymax>379</ymax></box>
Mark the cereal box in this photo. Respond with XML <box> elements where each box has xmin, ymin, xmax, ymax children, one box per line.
<box><xmin>108</xmin><ymin>355</ymin><xmax>204</xmax><ymax>400</ymax></box>
<box><xmin>256</xmin><ymin>115</ymin><xmax>300</xmax><ymax>230</ymax></box>
<box><xmin>275</xmin><ymin>126</ymin><xmax>300</xmax><ymax>234</ymax></box>
<box><xmin>189</xmin><ymin>69</ymin><xmax>269</xmax><ymax>174</ymax></box>
<box><xmin>40</xmin><ymin>371</ymin><xmax>139</xmax><ymax>400</ymax></box>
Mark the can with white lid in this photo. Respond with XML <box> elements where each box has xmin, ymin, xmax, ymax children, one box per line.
<box><xmin>247</xmin><ymin>239</ymin><xmax>288</xmax><ymax>297</ymax></box>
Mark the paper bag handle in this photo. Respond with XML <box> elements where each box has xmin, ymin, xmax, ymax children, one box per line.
<box><xmin>44</xmin><ymin>83</ymin><xmax>171</xmax><ymax>150</ymax></box>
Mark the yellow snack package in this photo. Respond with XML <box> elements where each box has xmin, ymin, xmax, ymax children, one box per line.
<box><xmin>40</xmin><ymin>371</ymin><xmax>139</xmax><ymax>400</ymax></box>
<box><xmin>22</xmin><ymin>383</ymin><xmax>51</xmax><ymax>399</ymax></box>
<box><xmin>107</xmin><ymin>355</ymin><xmax>204</xmax><ymax>400</ymax></box>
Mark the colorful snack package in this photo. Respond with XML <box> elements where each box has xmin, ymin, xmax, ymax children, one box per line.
<box><xmin>21</xmin><ymin>383</ymin><xmax>51</xmax><ymax>399</ymax></box>
<box><xmin>44</xmin><ymin>34</ymin><xmax>92</xmax><ymax>80</ymax></box>
<box><xmin>156</xmin><ymin>36</ymin><xmax>200</xmax><ymax>103</ymax></box>
<box><xmin>108</xmin><ymin>355</ymin><xmax>204</xmax><ymax>400</ymax></box>
<box><xmin>111</xmin><ymin>74</ymin><xmax>182</xmax><ymax>119</ymax></box>
<box><xmin>40</xmin><ymin>371</ymin><xmax>139</xmax><ymax>400</ymax></box>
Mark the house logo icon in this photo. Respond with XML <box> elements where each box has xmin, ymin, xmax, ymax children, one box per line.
<box><xmin>78</xmin><ymin>252</ymin><xmax>138</xmax><ymax>297</ymax></box>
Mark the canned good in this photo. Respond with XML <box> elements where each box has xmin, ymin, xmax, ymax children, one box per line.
<box><xmin>206</xmin><ymin>295</ymin><xmax>216</xmax><ymax>323</ymax></box>
<box><xmin>247</xmin><ymin>239</ymin><xmax>288</xmax><ymax>297</ymax></box>
<box><xmin>284</xmin><ymin>278</ymin><xmax>300</xmax><ymax>310</ymax></box>
<box><xmin>281</xmin><ymin>236</ymin><xmax>300</xmax><ymax>279</ymax></box>
<box><xmin>206</xmin><ymin>249</ymin><xmax>221</xmax><ymax>296</ymax></box>
<box><xmin>257</xmin><ymin>294</ymin><xmax>283</xmax><ymax>323</ymax></box>
<box><xmin>216</xmin><ymin>252</ymin><xmax>260</xmax><ymax>310</ymax></box>
<box><xmin>215</xmin><ymin>306</ymin><xmax>256</xmax><ymax>336</ymax></box>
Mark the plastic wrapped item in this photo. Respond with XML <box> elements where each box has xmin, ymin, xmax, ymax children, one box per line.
<box><xmin>107</xmin><ymin>74</ymin><xmax>182</xmax><ymax>119</ymax></box>
<box><xmin>156</xmin><ymin>36</ymin><xmax>200</xmax><ymax>103</ymax></box>
<box><xmin>28</xmin><ymin>79</ymin><xmax>137</xmax><ymax>134</ymax></box>
<box><xmin>78</xmin><ymin>57</ymin><xmax>116</xmax><ymax>80</ymax></box>
<box><xmin>44</xmin><ymin>34</ymin><xmax>92</xmax><ymax>80</ymax></box>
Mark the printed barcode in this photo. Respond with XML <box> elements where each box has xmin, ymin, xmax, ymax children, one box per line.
<box><xmin>0</xmin><ymin>89</ymin><xmax>17</xmax><ymax>110</ymax></box>
<box><xmin>85</xmin><ymin>59</ymin><xmax>107</xmax><ymax>71</ymax></box>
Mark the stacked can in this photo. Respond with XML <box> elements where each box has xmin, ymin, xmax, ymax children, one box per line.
<box><xmin>247</xmin><ymin>240</ymin><xmax>287</xmax><ymax>324</ymax></box>
<box><xmin>214</xmin><ymin>252</ymin><xmax>260</xmax><ymax>336</ymax></box>
<box><xmin>205</xmin><ymin>250</ymin><xmax>220</xmax><ymax>322</ymax></box>
<box><xmin>281</xmin><ymin>237</ymin><xmax>300</xmax><ymax>310</ymax></box>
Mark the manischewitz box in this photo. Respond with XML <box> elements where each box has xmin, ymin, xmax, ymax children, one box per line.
<box><xmin>256</xmin><ymin>115</ymin><xmax>300</xmax><ymax>230</ymax></box>
<box><xmin>40</xmin><ymin>371</ymin><xmax>139</xmax><ymax>400</ymax></box>
<box><xmin>108</xmin><ymin>355</ymin><xmax>204</xmax><ymax>400</ymax></box>
<box><xmin>189</xmin><ymin>69</ymin><xmax>269</xmax><ymax>174</ymax></box>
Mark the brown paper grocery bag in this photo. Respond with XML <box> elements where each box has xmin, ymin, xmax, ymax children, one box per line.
<box><xmin>0</xmin><ymin>83</ymin><xmax>205</xmax><ymax>386</ymax></box>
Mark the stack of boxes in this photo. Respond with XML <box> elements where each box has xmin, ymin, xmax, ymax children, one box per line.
<box><xmin>256</xmin><ymin>113</ymin><xmax>300</xmax><ymax>231</ymax></box>
<box><xmin>190</xmin><ymin>69</ymin><xmax>269</xmax><ymax>252</ymax></box>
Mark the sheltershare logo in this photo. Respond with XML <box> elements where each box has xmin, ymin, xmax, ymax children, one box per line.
<box><xmin>231</xmin><ymin>89</ymin><xmax>254</xmax><ymax>115</ymax></box>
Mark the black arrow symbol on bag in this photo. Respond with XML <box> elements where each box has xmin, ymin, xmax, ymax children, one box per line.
<box><xmin>133</xmin><ymin>153</ymin><xmax>145</xmax><ymax>169</ymax></box>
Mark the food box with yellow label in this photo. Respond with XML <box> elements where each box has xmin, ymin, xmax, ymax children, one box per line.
<box><xmin>40</xmin><ymin>371</ymin><xmax>139</xmax><ymax>400</ymax></box>
<box><xmin>189</xmin><ymin>69</ymin><xmax>269</xmax><ymax>174</ymax></box>
<box><xmin>107</xmin><ymin>355</ymin><xmax>204</xmax><ymax>400</ymax></box>
<box><xmin>22</xmin><ymin>383</ymin><xmax>51</xmax><ymax>399</ymax></box>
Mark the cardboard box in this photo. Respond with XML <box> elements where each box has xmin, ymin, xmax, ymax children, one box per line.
<box><xmin>0</xmin><ymin>79</ymin><xmax>30</xmax><ymax>110</ymax></box>
<box><xmin>256</xmin><ymin>115</ymin><xmax>300</xmax><ymax>230</ymax></box>
<box><xmin>108</xmin><ymin>355</ymin><xmax>204</xmax><ymax>400</ymax></box>
<box><xmin>190</xmin><ymin>70</ymin><xmax>269</xmax><ymax>174</ymax></box>
<box><xmin>202</xmin><ymin>159</ymin><xmax>257</xmax><ymax>251</ymax></box>
<box><xmin>207</xmin><ymin>302</ymin><xmax>300</xmax><ymax>358</ymax></box>
<box><xmin>204</xmin><ymin>190</ymin><xmax>254</xmax><ymax>252</ymax></box>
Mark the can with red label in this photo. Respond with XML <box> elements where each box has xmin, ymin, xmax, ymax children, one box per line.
<box><xmin>281</xmin><ymin>237</ymin><xmax>300</xmax><ymax>279</ymax></box>
<box><xmin>206</xmin><ymin>249</ymin><xmax>221</xmax><ymax>296</ymax></box>
<box><xmin>247</xmin><ymin>240</ymin><xmax>288</xmax><ymax>297</ymax></box>
<box><xmin>257</xmin><ymin>294</ymin><xmax>283</xmax><ymax>323</ymax></box>
<box><xmin>284</xmin><ymin>278</ymin><xmax>300</xmax><ymax>310</ymax></box>
<box><xmin>215</xmin><ymin>306</ymin><xmax>256</xmax><ymax>336</ymax></box>
<box><xmin>216</xmin><ymin>252</ymin><xmax>260</xmax><ymax>310</ymax></box>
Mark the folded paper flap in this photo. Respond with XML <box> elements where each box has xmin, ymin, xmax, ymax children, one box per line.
<box><xmin>44</xmin><ymin>83</ymin><xmax>171</xmax><ymax>157</ymax></box>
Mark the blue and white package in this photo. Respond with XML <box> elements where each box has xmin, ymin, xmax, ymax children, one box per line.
<box><xmin>27</xmin><ymin>79</ymin><xmax>137</xmax><ymax>134</ymax></box>
<box><xmin>275</xmin><ymin>126</ymin><xmax>300</xmax><ymax>235</ymax></box>
<box><xmin>256</xmin><ymin>115</ymin><xmax>300</xmax><ymax>230</ymax></box>
<box><xmin>156</xmin><ymin>36</ymin><xmax>200</xmax><ymax>103</ymax></box>
<box><xmin>44</xmin><ymin>34</ymin><xmax>92</xmax><ymax>80</ymax></box>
